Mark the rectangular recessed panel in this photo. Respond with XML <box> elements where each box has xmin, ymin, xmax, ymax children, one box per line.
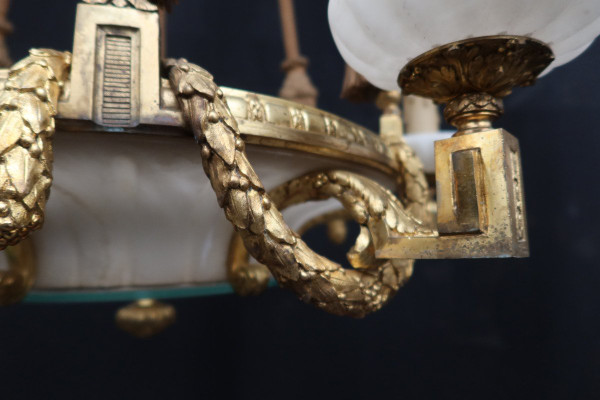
<box><xmin>102</xmin><ymin>35</ymin><xmax>132</xmax><ymax>126</ymax></box>
<box><xmin>448</xmin><ymin>148</ymin><xmax>486</xmax><ymax>234</ymax></box>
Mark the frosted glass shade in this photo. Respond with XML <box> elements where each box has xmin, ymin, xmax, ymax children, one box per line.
<box><xmin>329</xmin><ymin>0</ymin><xmax>600</xmax><ymax>90</ymax></box>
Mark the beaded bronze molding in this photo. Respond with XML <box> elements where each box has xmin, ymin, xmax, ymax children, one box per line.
<box><xmin>221</xmin><ymin>87</ymin><xmax>394</xmax><ymax>172</ymax></box>
<box><xmin>156</xmin><ymin>79</ymin><xmax>396</xmax><ymax>174</ymax></box>
<box><xmin>0</xmin><ymin>72</ymin><xmax>396</xmax><ymax>176</ymax></box>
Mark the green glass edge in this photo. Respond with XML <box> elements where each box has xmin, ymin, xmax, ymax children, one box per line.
<box><xmin>23</xmin><ymin>280</ymin><xmax>277</xmax><ymax>304</ymax></box>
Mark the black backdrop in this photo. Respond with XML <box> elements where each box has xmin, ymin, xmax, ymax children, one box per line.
<box><xmin>1</xmin><ymin>1</ymin><xmax>599</xmax><ymax>399</ymax></box>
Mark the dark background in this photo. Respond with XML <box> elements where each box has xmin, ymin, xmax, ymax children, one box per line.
<box><xmin>1</xmin><ymin>1</ymin><xmax>599</xmax><ymax>399</ymax></box>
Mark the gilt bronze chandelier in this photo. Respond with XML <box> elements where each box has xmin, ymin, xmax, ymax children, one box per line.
<box><xmin>0</xmin><ymin>0</ymin><xmax>598</xmax><ymax>337</ymax></box>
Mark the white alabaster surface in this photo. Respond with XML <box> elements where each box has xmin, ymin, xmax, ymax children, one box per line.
<box><xmin>29</xmin><ymin>130</ymin><xmax>394</xmax><ymax>291</ymax></box>
<box><xmin>403</xmin><ymin>95</ymin><xmax>441</xmax><ymax>134</ymax></box>
<box><xmin>403</xmin><ymin>131</ymin><xmax>454</xmax><ymax>174</ymax></box>
<box><xmin>329</xmin><ymin>0</ymin><xmax>600</xmax><ymax>90</ymax></box>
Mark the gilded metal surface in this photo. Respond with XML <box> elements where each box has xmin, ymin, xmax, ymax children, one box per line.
<box><xmin>0</xmin><ymin>3</ymin><xmax>537</xmax><ymax>314</ymax></box>
<box><xmin>228</xmin><ymin>209</ymin><xmax>349</xmax><ymax>297</ymax></box>
<box><xmin>377</xmin><ymin>90</ymin><xmax>403</xmax><ymax>140</ymax></box>
<box><xmin>446</xmin><ymin>148</ymin><xmax>486</xmax><ymax>233</ymax></box>
<box><xmin>383</xmin><ymin>134</ymin><xmax>431</xmax><ymax>225</ymax></box>
<box><xmin>0</xmin><ymin>237</ymin><xmax>35</xmax><ymax>305</ymax></box>
<box><xmin>59</xmin><ymin>3</ymin><xmax>164</xmax><ymax>128</ymax></box>
<box><xmin>52</xmin><ymin>76</ymin><xmax>397</xmax><ymax>174</ymax></box>
<box><xmin>115</xmin><ymin>299</ymin><xmax>176</xmax><ymax>338</ymax></box>
<box><xmin>169</xmin><ymin>59</ymin><xmax>431</xmax><ymax>317</ymax></box>
<box><xmin>377</xmin><ymin>129</ymin><xmax>529</xmax><ymax>259</ymax></box>
<box><xmin>0</xmin><ymin>49</ymin><xmax>71</xmax><ymax>249</ymax></box>
<box><xmin>12</xmin><ymin>1</ymin><xmax>395</xmax><ymax>176</ymax></box>
<box><xmin>443</xmin><ymin>93</ymin><xmax>504</xmax><ymax>135</ymax></box>
<box><xmin>376</xmin><ymin>89</ymin><xmax>431</xmax><ymax>224</ymax></box>
<box><xmin>398</xmin><ymin>36</ymin><xmax>554</xmax><ymax>103</ymax></box>
<box><xmin>198</xmin><ymin>86</ymin><xmax>396</xmax><ymax>175</ymax></box>
<box><xmin>378</xmin><ymin>36</ymin><xmax>537</xmax><ymax>259</ymax></box>
<box><xmin>227</xmin><ymin>233</ymin><xmax>271</xmax><ymax>297</ymax></box>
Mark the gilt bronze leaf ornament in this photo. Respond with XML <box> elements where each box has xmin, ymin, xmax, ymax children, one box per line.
<box><xmin>168</xmin><ymin>58</ymin><xmax>434</xmax><ymax>317</ymax></box>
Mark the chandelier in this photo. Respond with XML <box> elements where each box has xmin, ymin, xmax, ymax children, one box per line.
<box><xmin>0</xmin><ymin>0</ymin><xmax>598</xmax><ymax>337</ymax></box>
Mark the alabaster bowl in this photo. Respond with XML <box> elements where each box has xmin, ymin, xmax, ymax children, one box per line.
<box><xmin>2</xmin><ymin>85</ymin><xmax>398</xmax><ymax>303</ymax></box>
